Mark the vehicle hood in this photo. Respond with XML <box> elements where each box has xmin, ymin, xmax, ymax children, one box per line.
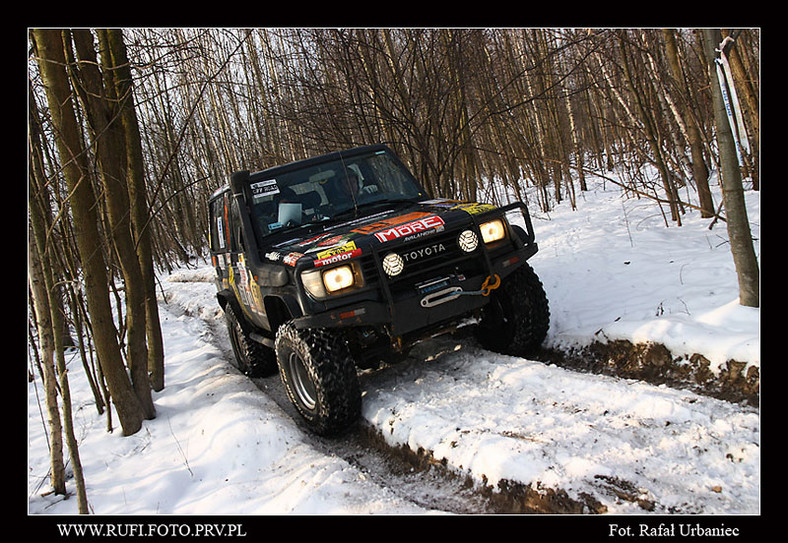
<box><xmin>261</xmin><ymin>199</ymin><xmax>497</xmax><ymax>269</ymax></box>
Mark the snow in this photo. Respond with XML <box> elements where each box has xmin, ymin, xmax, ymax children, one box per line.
<box><xmin>28</xmin><ymin>174</ymin><xmax>759</xmax><ymax>517</ymax></box>
<box><xmin>531</xmin><ymin>183</ymin><xmax>759</xmax><ymax>372</ymax></box>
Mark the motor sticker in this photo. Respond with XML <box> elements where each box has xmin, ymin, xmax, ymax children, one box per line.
<box><xmin>374</xmin><ymin>215</ymin><xmax>445</xmax><ymax>243</ymax></box>
<box><xmin>314</xmin><ymin>247</ymin><xmax>362</xmax><ymax>267</ymax></box>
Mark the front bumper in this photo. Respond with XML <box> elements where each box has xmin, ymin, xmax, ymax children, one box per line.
<box><xmin>292</xmin><ymin>241</ymin><xmax>536</xmax><ymax>337</ymax></box>
<box><xmin>291</xmin><ymin>202</ymin><xmax>537</xmax><ymax>337</ymax></box>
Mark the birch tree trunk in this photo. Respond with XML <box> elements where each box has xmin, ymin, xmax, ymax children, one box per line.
<box><xmin>703</xmin><ymin>29</ymin><xmax>759</xmax><ymax>308</ymax></box>
<box><xmin>28</xmin><ymin>81</ymin><xmax>66</xmax><ymax>498</ymax></box>
<box><xmin>663</xmin><ymin>29</ymin><xmax>714</xmax><ymax>217</ymax></box>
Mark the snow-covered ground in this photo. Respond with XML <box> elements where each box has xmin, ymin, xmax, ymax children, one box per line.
<box><xmin>28</xmin><ymin>174</ymin><xmax>759</xmax><ymax>517</ymax></box>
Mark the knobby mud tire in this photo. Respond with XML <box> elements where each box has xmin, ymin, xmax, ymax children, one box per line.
<box><xmin>476</xmin><ymin>263</ymin><xmax>550</xmax><ymax>357</ymax></box>
<box><xmin>225</xmin><ymin>304</ymin><xmax>278</xmax><ymax>377</ymax></box>
<box><xmin>275</xmin><ymin>322</ymin><xmax>362</xmax><ymax>436</ymax></box>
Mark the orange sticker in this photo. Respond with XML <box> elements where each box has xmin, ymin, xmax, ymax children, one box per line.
<box><xmin>351</xmin><ymin>211</ymin><xmax>431</xmax><ymax>235</ymax></box>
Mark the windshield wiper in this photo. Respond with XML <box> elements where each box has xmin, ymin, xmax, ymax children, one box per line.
<box><xmin>331</xmin><ymin>198</ymin><xmax>418</xmax><ymax>221</ymax></box>
<box><xmin>274</xmin><ymin>216</ymin><xmax>329</xmax><ymax>237</ymax></box>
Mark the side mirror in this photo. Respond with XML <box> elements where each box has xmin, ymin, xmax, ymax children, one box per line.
<box><xmin>230</xmin><ymin>170</ymin><xmax>250</xmax><ymax>197</ymax></box>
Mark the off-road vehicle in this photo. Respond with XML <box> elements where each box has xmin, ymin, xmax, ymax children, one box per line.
<box><xmin>208</xmin><ymin>145</ymin><xmax>549</xmax><ymax>435</ymax></box>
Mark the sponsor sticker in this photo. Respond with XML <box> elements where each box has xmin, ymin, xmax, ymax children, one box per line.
<box><xmin>283</xmin><ymin>252</ymin><xmax>304</xmax><ymax>266</ymax></box>
<box><xmin>250</xmin><ymin>179</ymin><xmax>280</xmax><ymax>201</ymax></box>
<box><xmin>451</xmin><ymin>202</ymin><xmax>496</xmax><ymax>215</ymax></box>
<box><xmin>295</xmin><ymin>233</ymin><xmax>332</xmax><ymax>248</ymax></box>
<box><xmin>314</xmin><ymin>248</ymin><xmax>362</xmax><ymax>267</ymax></box>
<box><xmin>315</xmin><ymin>241</ymin><xmax>358</xmax><ymax>261</ymax></box>
<box><xmin>374</xmin><ymin>215</ymin><xmax>445</xmax><ymax>243</ymax></box>
<box><xmin>316</xmin><ymin>234</ymin><xmax>352</xmax><ymax>248</ymax></box>
<box><xmin>352</xmin><ymin>211</ymin><xmax>430</xmax><ymax>235</ymax></box>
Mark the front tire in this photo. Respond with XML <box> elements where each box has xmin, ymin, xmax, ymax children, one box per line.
<box><xmin>225</xmin><ymin>304</ymin><xmax>278</xmax><ymax>377</ymax></box>
<box><xmin>475</xmin><ymin>263</ymin><xmax>549</xmax><ymax>356</ymax></box>
<box><xmin>275</xmin><ymin>322</ymin><xmax>361</xmax><ymax>436</ymax></box>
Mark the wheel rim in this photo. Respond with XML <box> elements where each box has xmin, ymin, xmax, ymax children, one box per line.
<box><xmin>287</xmin><ymin>352</ymin><xmax>317</xmax><ymax>411</ymax></box>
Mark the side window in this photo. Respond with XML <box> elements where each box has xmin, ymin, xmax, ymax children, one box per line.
<box><xmin>229</xmin><ymin>198</ymin><xmax>244</xmax><ymax>253</ymax></box>
<box><xmin>209</xmin><ymin>195</ymin><xmax>228</xmax><ymax>253</ymax></box>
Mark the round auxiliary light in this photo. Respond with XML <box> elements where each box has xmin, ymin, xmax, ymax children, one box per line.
<box><xmin>382</xmin><ymin>252</ymin><xmax>404</xmax><ymax>277</ymax></box>
<box><xmin>458</xmin><ymin>229</ymin><xmax>479</xmax><ymax>252</ymax></box>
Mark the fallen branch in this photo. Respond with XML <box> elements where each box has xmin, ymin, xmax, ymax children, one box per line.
<box><xmin>583</xmin><ymin>167</ymin><xmax>726</xmax><ymax>226</ymax></box>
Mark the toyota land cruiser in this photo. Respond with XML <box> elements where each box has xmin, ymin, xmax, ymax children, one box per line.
<box><xmin>208</xmin><ymin>145</ymin><xmax>549</xmax><ymax>435</ymax></box>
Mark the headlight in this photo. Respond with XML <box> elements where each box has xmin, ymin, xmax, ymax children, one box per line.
<box><xmin>479</xmin><ymin>219</ymin><xmax>506</xmax><ymax>244</ymax></box>
<box><xmin>302</xmin><ymin>269</ymin><xmax>327</xmax><ymax>298</ymax></box>
<box><xmin>302</xmin><ymin>265</ymin><xmax>357</xmax><ymax>299</ymax></box>
<box><xmin>323</xmin><ymin>265</ymin><xmax>354</xmax><ymax>292</ymax></box>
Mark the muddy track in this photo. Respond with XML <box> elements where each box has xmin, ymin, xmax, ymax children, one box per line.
<box><xmin>264</xmin><ymin>335</ymin><xmax>757</xmax><ymax>515</ymax></box>
<box><xmin>187</xmin><ymin>298</ymin><xmax>757</xmax><ymax>515</ymax></box>
<box><xmin>199</xmin><ymin>311</ymin><xmax>495</xmax><ymax>513</ymax></box>
<box><xmin>538</xmin><ymin>340</ymin><xmax>759</xmax><ymax>407</ymax></box>
<box><xmin>357</xmin><ymin>335</ymin><xmax>757</xmax><ymax>514</ymax></box>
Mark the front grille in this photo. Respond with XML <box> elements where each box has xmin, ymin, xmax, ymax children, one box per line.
<box><xmin>378</xmin><ymin>228</ymin><xmax>486</xmax><ymax>293</ymax></box>
<box><xmin>359</xmin><ymin>254</ymin><xmax>380</xmax><ymax>288</ymax></box>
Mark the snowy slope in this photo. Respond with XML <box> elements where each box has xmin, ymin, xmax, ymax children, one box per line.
<box><xmin>28</xmin><ymin>177</ymin><xmax>759</xmax><ymax>516</ymax></box>
<box><xmin>531</xmin><ymin>182</ymin><xmax>759</xmax><ymax>372</ymax></box>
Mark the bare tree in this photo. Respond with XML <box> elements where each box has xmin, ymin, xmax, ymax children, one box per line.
<box><xmin>702</xmin><ymin>29</ymin><xmax>759</xmax><ymax>308</ymax></box>
<box><xmin>102</xmin><ymin>29</ymin><xmax>166</xmax><ymax>392</ymax></box>
<box><xmin>663</xmin><ymin>29</ymin><xmax>714</xmax><ymax>217</ymax></box>
<box><xmin>68</xmin><ymin>29</ymin><xmax>155</xmax><ymax>418</ymax></box>
<box><xmin>32</xmin><ymin>29</ymin><xmax>147</xmax><ymax>436</ymax></box>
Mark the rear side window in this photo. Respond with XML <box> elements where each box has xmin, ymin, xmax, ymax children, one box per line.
<box><xmin>209</xmin><ymin>193</ymin><xmax>230</xmax><ymax>252</ymax></box>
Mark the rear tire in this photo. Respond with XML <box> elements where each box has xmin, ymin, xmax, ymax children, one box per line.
<box><xmin>225</xmin><ymin>304</ymin><xmax>278</xmax><ymax>377</ymax></box>
<box><xmin>275</xmin><ymin>322</ymin><xmax>361</xmax><ymax>436</ymax></box>
<box><xmin>475</xmin><ymin>263</ymin><xmax>549</xmax><ymax>356</ymax></box>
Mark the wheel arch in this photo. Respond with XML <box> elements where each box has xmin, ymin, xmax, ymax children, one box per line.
<box><xmin>218</xmin><ymin>288</ymin><xmax>302</xmax><ymax>338</ymax></box>
<box><xmin>216</xmin><ymin>289</ymin><xmax>250</xmax><ymax>331</ymax></box>
<box><xmin>263</xmin><ymin>295</ymin><xmax>299</xmax><ymax>337</ymax></box>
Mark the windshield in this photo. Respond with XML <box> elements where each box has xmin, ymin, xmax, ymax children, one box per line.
<box><xmin>248</xmin><ymin>149</ymin><xmax>426</xmax><ymax>239</ymax></box>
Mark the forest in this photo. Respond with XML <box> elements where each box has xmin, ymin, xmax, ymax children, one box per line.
<box><xmin>27</xmin><ymin>28</ymin><xmax>759</xmax><ymax>514</ymax></box>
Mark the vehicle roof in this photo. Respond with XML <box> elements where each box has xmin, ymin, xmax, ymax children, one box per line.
<box><xmin>209</xmin><ymin>144</ymin><xmax>392</xmax><ymax>202</ymax></box>
<box><xmin>247</xmin><ymin>144</ymin><xmax>390</xmax><ymax>181</ymax></box>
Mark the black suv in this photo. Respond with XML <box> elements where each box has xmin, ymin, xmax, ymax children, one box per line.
<box><xmin>208</xmin><ymin>145</ymin><xmax>549</xmax><ymax>435</ymax></box>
